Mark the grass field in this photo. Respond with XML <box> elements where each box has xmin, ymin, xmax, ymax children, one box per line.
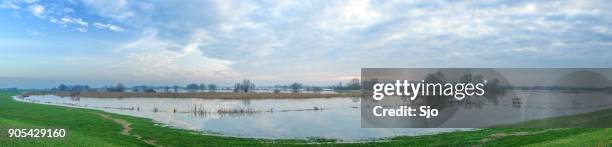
<box><xmin>1</xmin><ymin>91</ymin><xmax>611</xmax><ymax>146</ymax></box>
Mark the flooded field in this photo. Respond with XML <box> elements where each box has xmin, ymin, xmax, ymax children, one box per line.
<box><xmin>15</xmin><ymin>90</ymin><xmax>612</xmax><ymax>141</ymax></box>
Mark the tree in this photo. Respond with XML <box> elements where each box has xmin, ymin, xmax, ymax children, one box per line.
<box><xmin>459</xmin><ymin>74</ymin><xmax>473</xmax><ymax>83</ymax></box>
<box><xmin>289</xmin><ymin>82</ymin><xmax>302</xmax><ymax>93</ymax></box>
<box><xmin>164</xmin><ymin>86</ymin><xmax>170</xmax><ymax>93</ymax></box>
<box><xmin>116</xmin><ymin>84</ymin><xmax>125</xmax><ymax>92</ymax></box>
<box><xmin>58</xmin><ymin>84</ymin><xmax>68</xmax><ymax>91</ymax></box>
<box><xmin>199</xmin><ymin>83</ymin><xmax>206</xmax><ymax>92</ymax></box>
<box><xmin>362</xmin><ymin>78</ymin><xmax>379</xmax><ymax>90</ymax></box>
<box><xmin>173</xmin><ymin>85</ymin><xmax>179</xmax><ymax>93</ymax></box>
<box><xmin>346</xmin><ymin>78</ymin><xmax>361</xmax><ymax>90</ymax></box>
<box><xmin>485</xmin><ymin>78</ymin><xmax>500</xmax><ymax>93</ymax></box>
<box><xmin>144</xmin><ymin>88</ymin><xmax>156</xmax><ymax>93</ymax></box>
<box><xmin>424</xmin><ymin>71</ymin><xmax>446</xmax><ymax>83</ymax></box>
<box><xmin>311</xmin><ymin>87</ymin><xmax>323</xmax><ymax>92</ymax></box>
<box><xmin>234</xmin><ymin>79</ymin><xmax>255</xmax><ymax>93</ymax></box>
<box><xmin>108</xmin><ymin>83</ymin><xmax>125</xmax><ymax>92</ymax></box>
<box><xmin>185</xmin><ymin>83</ymin><xmax>200</xmax><ymax>92</ymax></box>
<box><xmin>208</xmin><ymin>84</ymin><xmax>217</xmax><ymax>91</ymax></box>
<box><xmin>72</xmin><ymin>85</ymin><xmax>90</xmax><ymax>91</ymax></box>
<box><xmin>234</xmin><ymin>83</ymin><xmax>240</xmax><ymax>92</ymax></box>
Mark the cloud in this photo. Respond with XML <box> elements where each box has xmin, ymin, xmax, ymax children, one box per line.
<box><xmin>113</xmin><ymin>28</ymin><xmax>238</xmax><ymax>82</ymax></box>
<box><xmin>79</xmin><ymin>0</ymin><xmax>131</xmax><ymax>19</ymax></box>
<box><xmin>50</xmin><ymin>16</ymin><xmax>88</xmax><ymax>26</ymax></box>
<box><xmin>78</xmin><ymin>0</ymin><xmax>152</xmax><ymax>20</ymax></box>
<box><xmin>3</xmin><ymin>0</ymin><xmax>612</xmax><ymax>85</ymax></box>
<box><xmin>0</xmin><ymin>1</ymin><xmax>20</xmax><ymax>9</ymax></box>
<box><xmin>314</xmin><ymin>0</ymin><xmax>384</xmax><ymax>31</ymax></box>
<box><xmin>1</xmin><ymin>1</ymin><xmax>98</xmax><ymax>32</ymax></box>
<box><xmin>93</xmin><ymin>22</ymin><xmax>124</xmax><ymax>32</ymax></box>
<box><xmin>28</xmin><ymin>4</ymin><xmax>44</xmax><ymax>17</ymax></box>
<box><xmin>107</xmin><ymin>0</ymin><xmax>611</xmax><ymax>82</ymax></box>
<box><xmin>77</xmin><ymin>27</ymin><xmax>87</xmax><ymax>32</ymax></box>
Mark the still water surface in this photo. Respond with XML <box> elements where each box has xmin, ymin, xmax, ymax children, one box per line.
<box><xmin>16</xmin><ymin>90</ymin><xmax>612</xmax><ymax>141</ymax></box>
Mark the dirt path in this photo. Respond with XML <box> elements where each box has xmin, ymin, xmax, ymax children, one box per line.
<box><xmin>94</xmin><ymin>113</ymin><xmax>160</xmax><ymax>146</ymax></box>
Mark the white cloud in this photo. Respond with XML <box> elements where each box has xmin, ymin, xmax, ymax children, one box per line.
<box><xmin>93</xmin><ymin>22</ymin><xmax>124</xmax><ymax>32</ymax></box>
<box><xmin>28</xmin><ymin>4</ymin><xmax>44</xmax><ymax>17</ymax></box>
<box><xmin>53</xmin><ymin>16</ymin><xmax>88</xmax><ymax>26</ymax></box>
<box><xmin>113</xmin><ymin>28</ymin><xmax>238</xmax><ymax>81</ymax></box>
<box><xmin>0</xmin><ymin>1</ymin><xmax>20</xmax><ymax>9</ymax></box>
<box><xmin>77</xmin><ymin>27</ymin><xmax>87</xmax><ymax>32</ymax></box>
<box><xmin>1</xmin><ymin>1</ymin><xmax>96</xmax><ymax>32</ymax></box>
<box><xmin>5</xmin><ymin>0</ymin><xmax>612</xmax><ymax>84</ymax></box>
<box><xmin>79</xmin><ymin>0</ymin><xmax>135</xmax><ymax>20</ymax></box>
<box><xmin>213</xmin><ymin>0</ymin><xmax>264</xmax><ymax>33</ymax></box>
<box><xmin>315</xmin><ymin>0</ymin><xmax>383</xmax><ymax>31</ymax></box>
<box><xmin>592</xmin><ymin>26</ymin><xmax>612</xmax><ymax>35</ymax></box>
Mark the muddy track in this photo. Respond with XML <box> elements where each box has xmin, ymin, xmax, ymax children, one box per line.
<box><xmin>94</xmin><ymin>113</ymin><xmax>160</xmax><ymax>146</ymax></box>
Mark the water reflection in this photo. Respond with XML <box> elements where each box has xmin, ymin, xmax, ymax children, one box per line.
<box><xmin>17</xmin><ymin>95</ymin><xmax>464</xmax><ymax>141</ymax></box>
<box><xmin>18</xmin><ymin>90</ymin><xmax>610</xmax><ymax>141</ymax></box>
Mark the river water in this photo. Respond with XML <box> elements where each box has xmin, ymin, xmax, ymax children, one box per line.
<box><xmin>15</xmin><ymin>90</ymin><xmax>612</xmax><ymax>141</ymax></box>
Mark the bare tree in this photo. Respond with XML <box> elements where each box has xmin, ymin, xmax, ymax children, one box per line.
<box><xmin>173</xmin><ymin>85</ymin><xmax>179</xmax><ymax>93</ymax></box>
<box><xmin>235</xmin><ymin>79</ymin><xmax>255</xmax><ymax>93</ymax></box>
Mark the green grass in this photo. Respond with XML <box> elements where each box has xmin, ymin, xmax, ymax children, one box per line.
<box><xmin>0</xmin><ymin>91</ymin><xmax>302</xmax><ymax>146</ymax></box>
<box><xmin>1</xmin><ymin>91</ymin><xmax>611</xmax><ymax>146</ymax></box>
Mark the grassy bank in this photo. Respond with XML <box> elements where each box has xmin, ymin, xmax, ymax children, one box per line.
<box><xmin>1</xmin><ymin>91</ymin><xmax>611</xmax><ymax>146</ymax></box>
<box><xmin>53</xmin><ymin>91</ymin><xmax>360</xmax><ymax>99</ymax></box>
<box><xmin>0</xmin><ymin>91</ymin><xmax>307</xmax><ymax>146</ymax></box>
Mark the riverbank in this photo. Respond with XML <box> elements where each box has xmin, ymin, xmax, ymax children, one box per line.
<box><xmin>52</xmin><ymin>91</ymin><xmax>360</xmax><ymax>99</ymax></box>
<box><xmin>1</xmin><ymin>91</ymin><xmax>611</xmax><ymax>146</ymax></box>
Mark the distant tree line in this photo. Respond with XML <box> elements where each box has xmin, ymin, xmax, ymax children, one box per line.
<box><xmin>52</xmin><ymin>83</ymin><xmax>221</xmax><ymax>93</ymax></box>
<box><xmin>49</xmin><ymin>78</ymin><xmax>368</xmax><ymax>94</ymax></box>
<box><xmin>54</xmin><ymin>84</ymin><xmax>91</xmax><ymax>92</ymax></box>
<box><xmin>106</xmin><ymin>83</ymin><xmax>125</xmax><ymax>92</ymax></box>
<box><xmin>0</xmin><ymin>88</ymin><xmax>18</xmax><ymax>91</ymax></box>
<box><xmin>131</xmin><ymin>85</ymin><xmax>157</xmax><ymax>93</ymax></box>
<box><xmin>272</xmin><ymin>82</ymin><xmax>324</xmax><ymax>93</ymax></box>
<box><xmin>185</xmin><ymin>83</ymin><xmax>218</xmax><ymax>92</ymax></box>
<box><xmin>331</xmin><ymin>78</ymin><xmax>361</xmax><ymax>90</ymax></box>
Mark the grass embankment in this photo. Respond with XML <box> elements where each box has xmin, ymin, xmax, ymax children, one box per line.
<box><xmin>2</xmin><ymin>91</ymin><xmax>612</xmax><ymax>146</ymax></box>
<box><xmin>53</xmin><ymin>92</ymin><xmax>360</xmax><ymax>99</ymax></box>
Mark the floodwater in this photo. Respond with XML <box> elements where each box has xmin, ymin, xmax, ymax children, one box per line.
<box><xmin>16</xmin><ymin>94</ymin><xmax>463</xmax><ymax>141</ymax></box>
<box><xmin>15</xmin><ymin>90</ymin><xmax>612</xmax><ymax>141</ymax></box>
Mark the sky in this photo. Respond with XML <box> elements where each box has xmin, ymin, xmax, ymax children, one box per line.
<box><xmin>1</xmin><ymin>0</ymin><xmax>612</xmax><ymax>88</ymax></box>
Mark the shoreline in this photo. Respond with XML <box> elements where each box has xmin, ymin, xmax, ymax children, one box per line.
<box><xmin>50</xmin><ymin>91</ymin><xmax>361</xmax><ymax>99</ymax></box>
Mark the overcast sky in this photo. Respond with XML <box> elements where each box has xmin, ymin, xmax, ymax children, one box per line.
<box><xmin>1</xmin><ymin>0</ymin><xmax>612</xmax><ymax>88</ymax></box>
